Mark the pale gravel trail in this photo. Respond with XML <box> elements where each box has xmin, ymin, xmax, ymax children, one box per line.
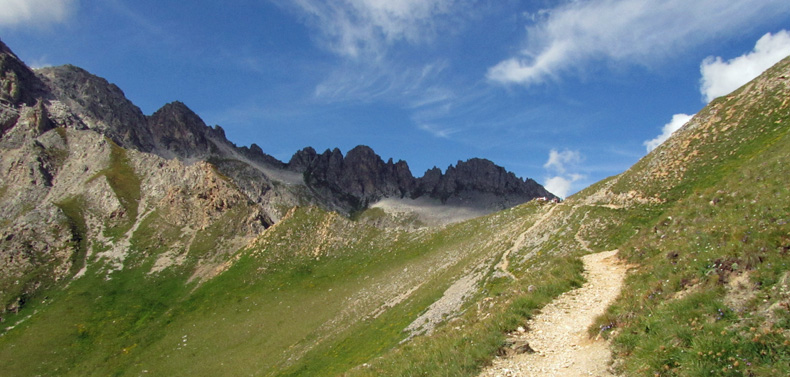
<box><xmin>479</xmin><ymin>250</ymin><xmax>628</xmax><ymax>377</ymax></box>
<box><xmin>497</xmin><ymin>205</ymin><xmax>560</xmax><ymax>280</ymax></box>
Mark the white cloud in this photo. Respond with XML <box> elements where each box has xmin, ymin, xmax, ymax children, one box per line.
<box><xmin>282</xmin><ymin>0</ymin><xmax>457</xmax><ymax>59</ymax></box>
<box><xmin>543</xmin><ymin>149</ymin><xmax>585</xmax><ymax>198</ymax></box>
<box><xmin>544</xmin><ymin>176</ymin><xmax>572</xmax><ymax>199</ymax></box>
<box><xmin>0</xmin><ymin>0</ymin><xmax>77</xmax><ymax>27</ymax></box>
<box><xmin>645</xmin><ymin>29</ymin><xmax>790</xmax><ymax>154</ymax></box>
<box><xmin>643</xmin><ymin>113</ymin><xmax>693</xmax><ymax>152</ymax></box>
<box><xmin>418</xmin><ymin>123</ymin><xmax>457</xmax><ymax>139</ymax></box>
<box><xmin>488</xmin><ymin>0</ymin><xmax>790</xmax><ymax>86</ymax></box>
<box><xmin>700</xmin><ymin>30</ymin><xmax>790</xmax><ymax>103</ymax></box>
<box><xmin>543</xmin><ymin>149</ymin><xmax>581</xmax><ymax>174</ymax></box>
<box><xmin>544</xmin><ymin>174</ymin><xmax>584</xmax><ymax>199</ymax></box>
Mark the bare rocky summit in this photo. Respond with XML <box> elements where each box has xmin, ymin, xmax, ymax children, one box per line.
<box><xmin>290</xmin><ymin>145</ymin><xmax>554</xmax><ymax>213</ymax></box>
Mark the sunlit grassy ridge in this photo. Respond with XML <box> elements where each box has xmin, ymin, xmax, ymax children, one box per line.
<box><xmin>589</xmin><ymin>57</ymin><xmax>790</xmax><ymax>376</ymax></box>
<box><xmin>594</xmin><ymin>126</ymin><xmax>790</xmax><ymax>375</ymax></box>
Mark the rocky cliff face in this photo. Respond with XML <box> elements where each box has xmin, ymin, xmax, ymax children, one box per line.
<box><xmin>290</xmin><ymin>145</ymin><xmax>416</xmax><ymax>210</ymax></box>
<box><xmin>36</xmin><ymin>65</ymin><xmax>157</xmax><ymax>152</ymax></box>
<box><xmin>147</xmin><ymin>101</ymin><xmax>215</xmax><ymax>159</ymax></box>
<box><xmin>0</xmin><ymin>40</ymin><xmax>272</xmax><ymax>315</ymax></box>
<box><xmin>0</xmin><ymin>40</ymin><xmax>48</xmax><ymax>108</ymax></box>
<box><xmin>289</xmin><ymin>146</ymin><xmax>555</xmax><ymax>212</ymax></box>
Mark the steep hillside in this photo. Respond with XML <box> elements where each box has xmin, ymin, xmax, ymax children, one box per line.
<box><xmin>587</xmin><ymin>56</ymin><xmax>790</xmax><ymax>376</ymax></box>
<box><xmin>316</xmin><ymin>56</ymin><xmax>790</xmax><ymax>376</ymax></box>
<box><xmin>0</xmin><ymin>40</ymin><xmax>272</xmax><ymax>319</ymax></box>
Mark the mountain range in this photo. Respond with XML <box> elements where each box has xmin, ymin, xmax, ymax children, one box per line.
<box><xmin>1</xmin><ymin>37</ymin><xmax>789</xmax><ymax>377</ymax></box>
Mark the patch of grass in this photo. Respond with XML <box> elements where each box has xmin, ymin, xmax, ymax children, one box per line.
<box><xmin>579</xmin><ymin>205</ymin><xmax>664</xmax><ymax>252</ymax></box>
<box><xmin>54</xmin><ymin>126</ymin><xmax>68</xmax><ymax>141</ymax></box>
<box><xmin>595</xmin><ymin>112</ymin><xmax>790</xmax><ymax>376</ymax></box>
<box><xmin>0</xmin><ymin>257</ymin><xmax>194</xmax><ymax>377</ymax></box>
<box><xmin>55</xmin><ymin>196</ymin><xmax>89</xmax><ymax>276</ymax></box>
<box><xmin>347</xmin><ymin>255</ymin><xmax>585</xmax><ymax>377</ymax></box>
<box><xmin>89</xmin><ymin>140</ymin><xmax>141</xmax><ymax>238</ymax></box>
<box><xmin>187</xmin><ymin>204</ymin><xmax>252</xmax><ymax>259</ymax></box>
<box><xmin>352</xmin><ymin>206</ymin><xmax>386</xmax><ymax>221</ymax></box>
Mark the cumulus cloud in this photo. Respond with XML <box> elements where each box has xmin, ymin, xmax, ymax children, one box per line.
<box><xmin>543</xmin><ymin>149</ymin><xmax>584</xmax><ymax>198</ymax></box>
<box><xmin>543</xmin><ymin>149</ymin><xmax>581</xmax><ymax>174</ymax></box>
<box><xmin>544</xmin><ymin>174</ymin><xmax>583</xmax><ymax>200</ymax></box>
<box><xmin>282</xmin><ymin>0</ymin><xmax>457</xmax><ymax>58</ymax></box>
<box><xmin>643</xmin><ymin>113</ymin><xmax>693</xmax><ymax>152</ymax></box>
<box><xmin>0</xmin><ymin>0</ymin><xmax>77</xmax><ymax>27</ymax></box>
<box><xmin>645</xmin><ymin>29</ymin><xmax>790</xmax><ymax>152</ymax></box>
<box><xmin>700</xmin><ymin>30</ymin><xmax>790</xmax><ymax>103</ymax></box>
<box><xmin>488</xmin><ymin>0</ymin><xmax>790</xmax><ymax>86</ymax></box>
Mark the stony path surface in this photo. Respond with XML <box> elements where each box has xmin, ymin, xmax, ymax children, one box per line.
<box><xmin>479</xmin><ymin>250</ymin><xmax>628</xmax><ymax>377</ymax></box>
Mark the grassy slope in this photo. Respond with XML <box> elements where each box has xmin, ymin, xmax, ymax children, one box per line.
<box><xmin>353</xmin><ymin>56</ymin><xmax>790</xmax><ymax>377</ymax></box>
<box><xmin>601</xmin><ymin>134</ymin><xmax>790</xmax><ymax>376</ymax></box>
<box><xmin>590</xmin><ymin>59</ymin><xmax>790</xmax><ymax>376</ymax></box>
<box><xmin>0</xmin><ymin>201</ymin><xmax>575</xmax><ymax>376</ymax></box>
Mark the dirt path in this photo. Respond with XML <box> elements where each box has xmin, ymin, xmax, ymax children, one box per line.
<box><xmin>480</xmin><ymin>250</ymin><xmax>628</xmax><ymax>377</ymax></box>
<box><xmin>497</xmin><ymin>205</ymin><xmax>560</xmax><ymax>280</ymax></box>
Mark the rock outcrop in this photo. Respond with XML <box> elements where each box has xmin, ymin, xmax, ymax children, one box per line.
<box><xmin>0</xmin><ymin>39</ymin><xmax>272</xmax><ymax>315</ymax></box>
<box><xmin>290</xmin><ymin>145</ymin><xmax>417</xmax><ymax>210</ymax></box>
<box><xmin>147</xmin><ymin>101</ymin><xmax>215</xmax><ymax>158</ymax></box>
<box><xmin>36</xmin><ymin>64</ymin><xmax>157</xmax><ymax>152</ymax></box>
<box><xmin>416</xmin><ymin>158</ymin><xmax>552</xmax><ymax>206</ymax></box>
<box><xmin>289</xmin><ymin>146</ymin><xmax>555</xmax><ymax>212</ymax></box>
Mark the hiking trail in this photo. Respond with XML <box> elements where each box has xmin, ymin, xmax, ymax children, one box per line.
<box><xmin>480</xmin><ymin>249</ymin><xmax>628</xmax><ymax>377</ymax></box>
<box><xmin>497</xmin><ymin>205</ymin><xmax>559</xmax><ymax>280</ymax></box>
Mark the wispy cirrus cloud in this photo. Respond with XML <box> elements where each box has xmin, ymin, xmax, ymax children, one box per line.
<box><xmin>278</xmin><ymin>0</ymin><xmax>468</xmax><ymax>138</ymax></box>
<box><xmin>0</xmin><ymin>0</ymin><xmax>77</xmax><ymax>28</ymax></box>
<box><xmin>313</xmin><ymin>59</ymin><xmax>451</xmax><ymax>103</ymax></box>
<box><xmin>418</xmin><ymin>123</ymin><xmax>458</xmax><ymax>139</ymax></box>
<box><xmin>488</xmin><ymin>0</ymin><xmax>790</xmax><ymax>87</ymax></box>
<box><xmin>280</xmin><ymin>0</ymin><xmax>459</xmax><ymax>59</ymax></box>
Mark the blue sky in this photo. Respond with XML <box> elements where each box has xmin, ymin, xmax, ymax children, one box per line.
<box><xmin>2</xmin><ymin>0</ymin><xmax>790</xmax><ymax>197</ymax></box>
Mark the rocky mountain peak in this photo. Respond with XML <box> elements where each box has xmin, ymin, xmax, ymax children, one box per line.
<box><xmin>414</xmin><ymin>157</ymin><xmax>554</xmax><ymax>208</ymax></box>
<box><xmin>0</xmin><ymin>39</ymin><xmax>48</xmax><ymax>107</ymax></box>
<box><xmin>2</xmin><ymin>38</ymin><xmax>555</xmax><ymax>220</ymax></box>
<box><xmin>147</xmin><ymin>101</ymin><xmax>213</xmax><ymax>158</ymax></box>
<box><xmin>35</xmin><ymin>64</ymin><xmax>156</xmax><ymax>152</ymax></box>
<box><xmin>288</xmin><ymin>144</ymin><xmax>554</xmax><ymax>213</ymax></box>
<box><xmin>287</xmin><ymin>146</ymin><xmax>318</xmax><ymax>172</ymax></box>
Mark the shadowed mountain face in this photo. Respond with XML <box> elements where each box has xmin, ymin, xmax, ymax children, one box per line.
<box><xmin>289</xmin><ymin>145</ymin><xmax>555</xmax><ymax>212</ymax></box>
